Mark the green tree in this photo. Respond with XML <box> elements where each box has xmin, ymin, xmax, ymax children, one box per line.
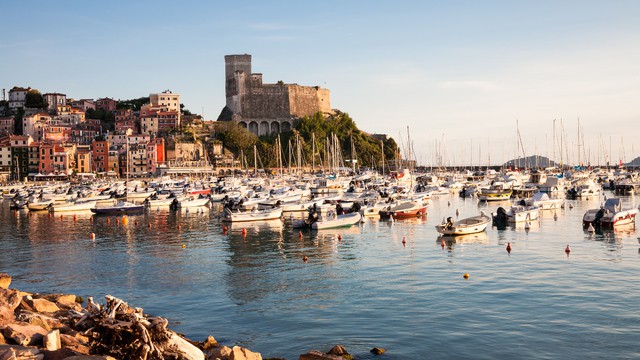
<box><xmin>214</xmin><ymin>122</ymin><xmax>257</xmax><ymax>155</ymax></box>
<box><xmin>25</xmin><ymin>90</ymin><xmax>47</xmax><ymax>109</ymax></box>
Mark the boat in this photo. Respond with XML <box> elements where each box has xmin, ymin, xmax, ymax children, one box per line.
<box><xmin>293</xmin><ymin>204</ymin><xmax>362</xmax><ymax>230</ymax></box>
<box><xmin>26</xmin><ymin>196</ymin><xmax>54</xmax><ymax>211</ymax></box>
<box><xmin>51</xmin><ymin>200</ymin><xmax>97</xmax><ymax>213</ymax></box>
<box><xmin>492</xmin><ymin>205</ymin><xmax>540</xmax><ymax>225</ymax></box>
<box><xmin>91</xmin><ymin>200</ymin><xmax>145</xmax><ymax>215</ymax></box>
<box><xmin>378</xmin><ymin>200</ymin><xmax>427</xmax><ymax>219</ymax></box>
<box><xmin>582</xmin><ymin>198</ymin><xmax>638</xmax><ymax>229</ymax></box>
<box><xmin>525</xmin><ymin>192</ymin><xmax>564</xmax><ymax>210</ymax></box>
<box><xmin>478</xmin><ymin>185</ymin><xmax>513</xmax><ymax>201</ymax></box>
<box><xmin>435</xmin><ymin>212</ymin><xmax>491</xmax><ymax>236</ymax></box>
<box><xmin>170</xmin><ymin>196</ymin><xmax>210</xmax><ymax>210</ymax></box>
<box><xmin>221</xmin><ymin>207</ymin><xmax>283</xmax><ymax>222</ymax></box>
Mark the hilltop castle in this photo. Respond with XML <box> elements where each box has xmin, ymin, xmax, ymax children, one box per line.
<box><xmin>223</xmin><ymin>54</ymin><xmax>331</xmax><ymax>135</ymax></box>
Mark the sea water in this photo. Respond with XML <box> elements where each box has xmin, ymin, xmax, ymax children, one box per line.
<box><xmin>1</xmin><ymin>191</ymin><xmax>639</xmax><ymax>359</ymax></box>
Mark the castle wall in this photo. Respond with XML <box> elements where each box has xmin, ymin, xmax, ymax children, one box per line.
<box><xmin>288</xmin><ymin>85</ymin><xmax>331</xmax><ymax>118</ymax></box>
<box><xmin>242</xmin><ymin>84</ymin><xmax>291</xmax><ymax>119</ymax></box>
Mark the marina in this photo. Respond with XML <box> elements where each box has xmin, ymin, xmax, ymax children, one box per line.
<box><xmin>1</xmin><ymin>169</ymin><xmax>639</xmax><ymax>359</ymax></box>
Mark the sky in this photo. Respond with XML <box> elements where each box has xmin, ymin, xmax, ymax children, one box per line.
<box><xmin>2</xmin><ymin>0</ymin><xmax>639</xmax><ymax>166</ymax></box>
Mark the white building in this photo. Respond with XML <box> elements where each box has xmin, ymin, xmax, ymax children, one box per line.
<box><xmin>8</xmin><ymin>86</ymin><xmax>30</xmax><ymax>110</ymax></box>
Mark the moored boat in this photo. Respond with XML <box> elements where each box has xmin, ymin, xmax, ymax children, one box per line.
<box><xmin>379</xmin><ymin>200</ymin><xmax>427</xmax><ymax>219</ymax></box>
<box><xmin>221</xmin><ymin>207</ymin><xmax>283</xmax><ymax>222</ymax></box>
<box><xmin>435</xmin><ymin>212</ymin><xmax>491</xmax><ymax>236</ymax></box>
<box><xmin>583</xmin><ymin>198</ymin><xmax>638</xmax><ymax>229</ymax></box>
<box><xmin>91</xmin><ymin>200</ymin><xmax>145</xmax><ymax>215</ymax></box>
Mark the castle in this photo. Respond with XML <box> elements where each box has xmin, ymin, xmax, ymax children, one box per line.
<box><xmin>224</xmin><ymin>54</ymin><xmax>331</xmax><ymax>135</ymax></box>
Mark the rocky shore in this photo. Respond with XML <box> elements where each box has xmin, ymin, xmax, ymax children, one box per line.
<box><xmin>0</xmin><ymin>274</ymin><xmax>382</xmax><ymax>360</ymax></box>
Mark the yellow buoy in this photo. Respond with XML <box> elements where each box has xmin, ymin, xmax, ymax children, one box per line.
<box><xmin>182</xmin><ymin>244</ymin><xmax>186</xmax><ymax>249</ymax></box>
<box><xmin>122</xmin><ymin>216</ymin><xmax>129</xmax><ymax>225</ymax></box>
<box><xmin>463</xmin><ymin>273</ymin><xmax>470</xmax><ymax>279</ymax></box>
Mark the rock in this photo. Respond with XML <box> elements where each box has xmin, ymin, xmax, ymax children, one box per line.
<box><xmin>370</xmin><ymin>347</ymin><xmax>386</xmax><ymax>355</ymax></box>
<box><xmin>203</xmin><ymin>335</ymin><xmax>219</xmax><ymax>350</ymax></box>
<box><xmin>42</xmin><ymin>330</ymin><xmax>60</xmax><ymax>351</ymax></box>
<box><xmin>206</xmin><ymin>345</ymin><xmax>232</xmax><ymax>360</ymax></box>
<box><xmin>24</xmin><ymin>299</ymin><xmax>59</xmax><ymax>314</ymax></box>
<box><xmin>0</xmin><ymin>274</ymin><xmax>11</xmax><ymax>290</ymax></box>
<box><xmin>0</xmin><ymin>344</ymin><xmax>42</xmax><ymax>359</ymax></box>
<box><xmin>229</xmin><ymin>346</ymin><xmax>262</xmax><ymax>360</ymax></box>
<box><xmin>166</xmin><ymin>331</ymin><xmax>205</xmax><ymax>360</ymax></box>
<box><xmin>0</xmin><ymin>332</ymin><xmax>5</xmax><ymax>345</ymax></box>
<box><xmin>42</xmin><ymin>295</ymin><xmax>76</xmax><ymax>307</ymax></box>
<box><xmin>298</xmin><ymin>350</ymin><xmax>344</xmax><ymax>360</ymax></box>
<box><xmin>2</xmin><ymin>323</ymin><xmax>47</xmax><ymax>346</ymax></box>
<box><xmin>15</xmin><ymin>311</ymin><xmax>64</xmax><ymax>332</ymax></box>
<box><xmin>0</xmin><ymin>289</ymin><xmax>21</xmax><ymax>323</ymax></box>
<box><xmin>40</xmin><ymin>348</ymin><xmax>77</xmax><ymax>360</ymax></box>
<box><xmin>59</xmin><ymin>334</ymin><xmax>90</xmax><ymax>355</ymax></box>
<box><xmin>327</xmin><ymin>345</ymin><xmax>349</xmax><ymax>357</ymax></box>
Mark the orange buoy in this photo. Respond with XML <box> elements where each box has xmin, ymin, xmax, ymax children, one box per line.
<box><xmin>222</xmin><ymin>225</ymin><xmax>228</xmax><ymax>232</ymax></box>
<box><xmin>298</xmin><ymin>231</ymin><xmax>303</xmax><ymax>238</ymax></box>
<box><xmin>49</xmin><ymin>212</ymin><xmax>52</xmax><ymax>218</ymax></box>
<box><xmin>402</xmin><ymin>236</ymin><xmax>406</xmax><ymax>245</ymax></box>
<box><xmin>122</xmin><ymin>216</ymin><xmax>128</xmax><ymax>225</ymax></box>
<box><xmin>90</xmin><ymin>233</ymin><xmax>95</xmax><ymax>239</ymax></box>
<box><xmin>178</xmin><ymin>224</ymin><xmax>182</xmax><ymax>230</ymax></box>
<box><xmin>565</xmin><ymin>245</ymin><xmax>571</xmax><ymax>254</ymax></box>
<box><xmin>441</xmin><ymin>238</ymin><xmax>445</xmax><ymax>248</ymax></box>
<box><xmin>107</xmin><ymin>218</ymin><xmax>111</xmax><ymax>224</ymax></box>
<box><xmin>338</xmin><ymin>234</ymin><xmax>342</xmax><ymax>241</ymax></box>
<box><xmin>116</xmin><ymin>218</ymin><xmax>120</xmax><ymax>224</ymax></box>
<box><xmin>134</xmin><ymin>219</ymin><xmax>138</xmax><ymax>226</ymax></box>
<box><xmin>73</xmin><ymin>215</ymin><xmax>77</xmax><ymax>222</ymax></box>
<box><xmin>463</xmin><ymin>273</ymin><xmax>470</xmax><ymax>279</ymax></box>
<box><xmin>302</xmin><ymin>255</ymin><xmax>308</xmax><ymax>262</ymax></box>
<box><xmin>147</xmin><ymin>223</ymin><xmax>151</xmax><ymax>228</ymax></box>
<box><xmin>506</xmin><ymin>242</ymin><xmax>512</xmax><ymax>254</ymax></box>
<box><xmin>60</xmin><ymin>214</ymin><xmax>63</xmax><ymax>220</ymax></box>
<box><xmin>242</xmin><ymin>228</ymin><xmax>247</xmax><ymax>236</ymax></box>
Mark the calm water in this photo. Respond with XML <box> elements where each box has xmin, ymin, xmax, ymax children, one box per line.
<box><xmin>1</xmin><ymin>192</ymin><xmax>639</xmax><ymax>359</ymax></box>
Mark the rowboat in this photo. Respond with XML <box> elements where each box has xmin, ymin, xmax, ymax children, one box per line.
<box><xmin>51</xmin><ymin>200</ymin><xmax>97</xmax><ymax>213</ymax></box>
<box><xmin>435</xmin><ymin>213</ymin><xmax>491</xmax><ymax>236</ymax></box>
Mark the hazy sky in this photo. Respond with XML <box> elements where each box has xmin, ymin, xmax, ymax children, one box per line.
<box><xmin>2</xmin><ymin>1</ymin><xmax>639</xmax><ymax>165</ymax></box>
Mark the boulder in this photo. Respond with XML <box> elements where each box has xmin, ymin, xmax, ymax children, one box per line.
<box><xmin>327</xmin><ymin>345</ymin><xmax>349</xmax><ymax>357</ymax></box>
<box><xmin>24</xmin><ymin>299</ymin><xmax>59</xmax><ymax>314</ymax></box>
<box><xmin>229</xmin><ymin>346</ymin><xmax>262</xmax><ymax>360</ymax></box>
<box><xmin>299</xmin><ymin>350</ymin><xmax>344</xmax><ymax>360</ymax></box>
<box><xmin>370</xmin><ymin>347</ymin><xmax>386</xmax><ymax>355</ymax></box>
<box><xmin>42</xmin><ymin>330</ymin><xmax>60</xmax><ymax>351</ymax></box>
<box><xmin>0</xmin><ymin>332</ymin><xmax>5</xmax><ymax>345</ymax></box>
<box><xmin>206</xmin><ymin>345</ymin><xmax>231</xmax><ymax>360</ymax></box>
<box><xmin>0</xmin><ymin>289</ymin><xmax>21</xmax><ymax>323</ymax></box>
<box><xmin>0</xmin><ymin>344</ymin><xmax>42</xmax><ymax>360</ymax></box>
<box><xmin>165</xmin><ymin>332</ymin><xmax>205</xmax><ymax>360</ymax></box>
<box><xmin>15</xmin><ymin>311</ymin><xmax>64</xmax><ymax>332</ymax></box>
<box><xmin>0</xmin><ymin>274</ymin><xmax>10</xmax><ymax>290</ymax></box>
<box><xmin>203</xmin><ymin>335</ymin><xmax>219</xmax><ymax>350</ymax></box>
<box><xmin>41</xmin><ymin>295</ymin><xmax>76</xmax><ymax>307</ymax></box>
<box><xmin>59</xmin><ymin>335</ymin><xmax>89</xmax><ymax>355</ymax></box>
<box><xmin>2</xmin><ymin>323</ymin><xmax>47</xmax><ymax>346</ymax></box>
<box><xmin>40</xmin><ymin>348</ymin><xmax>77</xmax><ymax>360</ymax></box>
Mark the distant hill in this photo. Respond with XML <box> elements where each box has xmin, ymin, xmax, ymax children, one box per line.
<box><xmin>627</xmin><ymin>157</ymin><xmax>640</xmax><ymax>166</ymax></box>
<box><xmin>503</xmin><ymin>155</ymin><xmax>558</xmax><ymax>169</ymax></box>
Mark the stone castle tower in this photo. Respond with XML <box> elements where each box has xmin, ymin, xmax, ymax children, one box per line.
<box><xmin>224</xmin><ymin>54</ymin><xmax>331</xmax><ymax>136</ymax></box>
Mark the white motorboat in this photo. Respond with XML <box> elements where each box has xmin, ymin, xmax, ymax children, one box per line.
<box><xmin>293</xmin><ymin>204</ymin><xmax>362</xmax><ymax>230</ymax></box>
<box><xmin>52</xmin><ymin>200</ymin><xmax>97</xmax><ymax>213</ymax></box>
<box><xmin>583</xmin><ymin>198</ymin><xmax>638</xmax><ymax>229</ymax></box>
<box><xmin>492</xmin><ymin>205</ymin><xmax>540</xmax><ymax>224</ymax></box>
<box><xmin>221</xmin><ymin>207</ymin><xmax>283</xmax><ymax>222</ymax></box>
<box><xmin>435</xmin><ymin>213</ymin><xmax>491</xmax><ymax>236</ymax></box>
<box><xmin>26</xmin><ymin>196</ymin><xmax>54</xmax><ymax>211</ymax></box>
<box><xmin>526</xmin><ymin>192</ymin><xmax>564</xmax><ymax>210</ymax></box>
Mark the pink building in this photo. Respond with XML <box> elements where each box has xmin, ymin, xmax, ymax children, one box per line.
<box><xmin>96</xmin><ymin>98</ymin><xmax>117</xmax><ymax>112</ymax></box>
<box><xmin>0</xmin><ymin>116</ymin><xmax>14</xmax><ymax>136</ymax></box>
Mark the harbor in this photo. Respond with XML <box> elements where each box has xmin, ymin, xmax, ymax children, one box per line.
<box><xmin>1</xmin><ymin>168</ymin><xmax>639</xmax><ymax>359</ymax></box>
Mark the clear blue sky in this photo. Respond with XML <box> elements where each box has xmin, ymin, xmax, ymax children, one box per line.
<box><xmin>2</xmin><ymin>1</ymin><xmax>639</xmax><ymax>165</ymax></box>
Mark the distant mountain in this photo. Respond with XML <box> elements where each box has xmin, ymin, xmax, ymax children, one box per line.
<box><xmin>503</xmin><ymin>155</ymin><xmax>558</xmax><ymax>169</ymax></box>
<box><xmin>627</xmin><ymin>157</ymin><xmax>640</xmax><ymax>166</ymax></box>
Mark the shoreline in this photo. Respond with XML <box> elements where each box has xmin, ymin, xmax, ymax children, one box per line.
<box><xmin>0</xmin><ymin>273</ymin><xmax>374</xmax><ymax>360</ymax></box>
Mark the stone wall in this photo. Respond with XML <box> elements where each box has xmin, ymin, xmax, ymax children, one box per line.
<box><xmin>242</xmin><ymin>84</ymin><xmax>290</xmax><ymax>119</ymax></box>
<box><xmin>288</xmin><ymin>85</ymin><xmax>331</xmax><ymax>118</ymax></box>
